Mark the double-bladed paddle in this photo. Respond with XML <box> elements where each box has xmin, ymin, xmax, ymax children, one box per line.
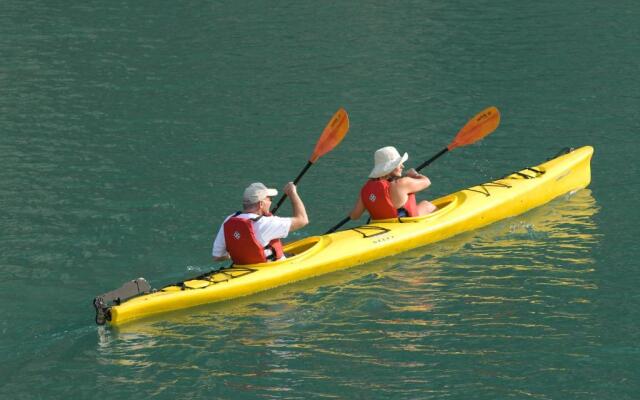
<box><xmin>271</xmin><ymin>108</ymin><xmax>350</xmax><ymax>215</ymax></box>
<box><xmin>325</xmin><ymin>106</ymin><xmax>501</xmax><ymax>233</ymax></box>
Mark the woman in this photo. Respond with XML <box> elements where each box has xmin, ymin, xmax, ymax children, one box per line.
<box><xmin>349</xmin><ymin>146</ymin><xmax>436</xmax><ymax>221</ymax></box>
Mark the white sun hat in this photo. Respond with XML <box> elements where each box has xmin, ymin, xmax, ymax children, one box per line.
<box><xmin>368</xmin><ymin>146</ymin><xmax>409</xmax><ymax>178</ymax></box>
<box><xmin>243</xmin><ymin>182</ymin><xmax>278</xmax><ymax>203</ymax></box>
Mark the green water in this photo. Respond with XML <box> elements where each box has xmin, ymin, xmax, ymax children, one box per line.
<box><xmin>1</xmin><ymin>0</ymin><xmax>638</xmax><ymax>398</ymax></box>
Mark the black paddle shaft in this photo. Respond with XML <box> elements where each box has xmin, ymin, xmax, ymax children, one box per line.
<box><xmin>416</xmin><ymin>147</ymin><xmax>448</xmax><ymax>172</ymax></box>
<box><xmin>271</xmin><ymin>161</ymin><xmax>313</xmax><ymax>215</ymax></box>
<box><xmin>325</xmin><ymin>216</ymin><xmax>351</xmax><ymax>234</ymax></box>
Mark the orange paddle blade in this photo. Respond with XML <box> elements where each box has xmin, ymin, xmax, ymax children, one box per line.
<box><xmin>309</xmin><ymin>108</ymin><xmax>350</xmax><ymax>163</ymax></box>
<box><xmin>447</xmin><ymin>106</ymin><xmax>500</xmax><ymax>151</ymax></box>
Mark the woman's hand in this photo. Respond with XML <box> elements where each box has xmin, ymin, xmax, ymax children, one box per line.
<box><xmin>406</xmin><ymin>168</ymin><xmax>423</xmax><ymax>178</ymax></box>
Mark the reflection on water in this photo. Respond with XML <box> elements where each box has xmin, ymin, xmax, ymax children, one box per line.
<box><xmin>108</xmin><ymin>190</ymin><xmax>599</xmax><ymax>335</ymax></box>
<box><xmin>95</xmin><ymin>190</ymin><xmax>601</xmax><ymax>398</ymax></box>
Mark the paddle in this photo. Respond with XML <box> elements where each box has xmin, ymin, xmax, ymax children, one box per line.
<box><xmin>325</xmin><ymin>106</ymin><xmax>501</xmax><ymax>233</ymax></box>
<box><xmin>415</xmin><ymin>106</ymin><xmax>500</xmax><ymax>172</ymax></box>
<box><xmin>271</xmin><ymin>108</ymin><xmax>350</xmax><ymax>214</ymax></box>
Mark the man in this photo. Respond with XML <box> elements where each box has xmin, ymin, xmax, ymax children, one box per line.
<box><xmin>349</xmin><ymin>146</ymin><xmax>436</xmax><ymax>221</ymax></box>
<box><xmin>212</xmin><ymin>182</ymin><xmax>308</xmax><ymax>264</ymax></box>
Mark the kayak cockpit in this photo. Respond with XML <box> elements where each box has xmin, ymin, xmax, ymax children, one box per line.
<box><xmin>371</xmin><ymin>194</ymin><xmax>460</xmax><ymax>224</ymax></box>
<box><xmin>282</xmin><ymin>235</ymin><xmax>324</xmax><ymax>257</ymax></box>
<box><xmin>227</xmin><ymin>235</ymin><xmax>327</xmax><ymax>268</ymax></box>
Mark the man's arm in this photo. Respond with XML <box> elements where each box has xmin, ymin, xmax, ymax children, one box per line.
<box><xmin>211</xmin><ymin>224</ymin><xmax>230</xmax><ymax>261</ymax></box>
<box><xmin>284</xmin><ymin>182</ymin><xmax>308</xmax><ymax>232</ymax></box>
<box><xmin>349</xmin><ymin>197</ymin><xmax>366</xmax><ymax>220</ymax></box>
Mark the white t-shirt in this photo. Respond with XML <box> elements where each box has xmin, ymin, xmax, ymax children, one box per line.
<box><xmin>212</xmin><ymin>213</ymin><xmax>292</xmax><ymax>258</ymax></box>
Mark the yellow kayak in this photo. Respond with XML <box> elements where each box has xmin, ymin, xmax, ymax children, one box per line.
<box><xmin>99</xmin><ymin>146</ymin><xmax>593</xmax><ymax>326</ymax></box>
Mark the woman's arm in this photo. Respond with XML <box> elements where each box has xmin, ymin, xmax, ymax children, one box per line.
<box><xmin>349</xmin><ymin>197</ymin><xmax>366</xmax><ymax>220</ymax></box>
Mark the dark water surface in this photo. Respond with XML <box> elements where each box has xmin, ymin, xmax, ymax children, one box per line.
<box><xmin>1</xmin><ymin>1</ymin><xmax>638</xmax><ymax>398</ymax></box>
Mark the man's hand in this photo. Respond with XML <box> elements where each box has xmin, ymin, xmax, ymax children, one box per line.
<box><xmin>283</xmin><ymin>182</ymin><xmax>297</xmax><ymax>197</ymax></box>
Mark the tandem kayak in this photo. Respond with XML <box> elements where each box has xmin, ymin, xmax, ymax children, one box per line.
<box><xmin>94</xmin><ymin>146</ymin><xmax>593</xmax><ymax>326</ymax></box>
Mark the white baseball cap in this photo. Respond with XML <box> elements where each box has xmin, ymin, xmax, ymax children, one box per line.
<box><xmin>243</xmin><ymin>182</ymin><xmax>278</xmax><ymax>203</ymax></box>
<box><xmin>368</xmin><ymin>146</ymin><xmax>409</xmax><ymax>178</ymax></box>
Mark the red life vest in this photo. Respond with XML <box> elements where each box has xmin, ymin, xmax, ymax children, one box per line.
<box><xmin>360</xmin><ymin>179</ymin><xmax>418</xmax><ymax>220</ymax></box>
<box><xmin>223</xmin><ymin>212</ymin><xmax>285</xmax><ymax>265</ymax></box>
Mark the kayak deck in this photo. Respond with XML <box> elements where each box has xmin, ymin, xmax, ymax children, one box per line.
<box><xmin>106</xmin><ymin>146</ymin><xmax>593</xmax><ymax>326</ymax></box>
